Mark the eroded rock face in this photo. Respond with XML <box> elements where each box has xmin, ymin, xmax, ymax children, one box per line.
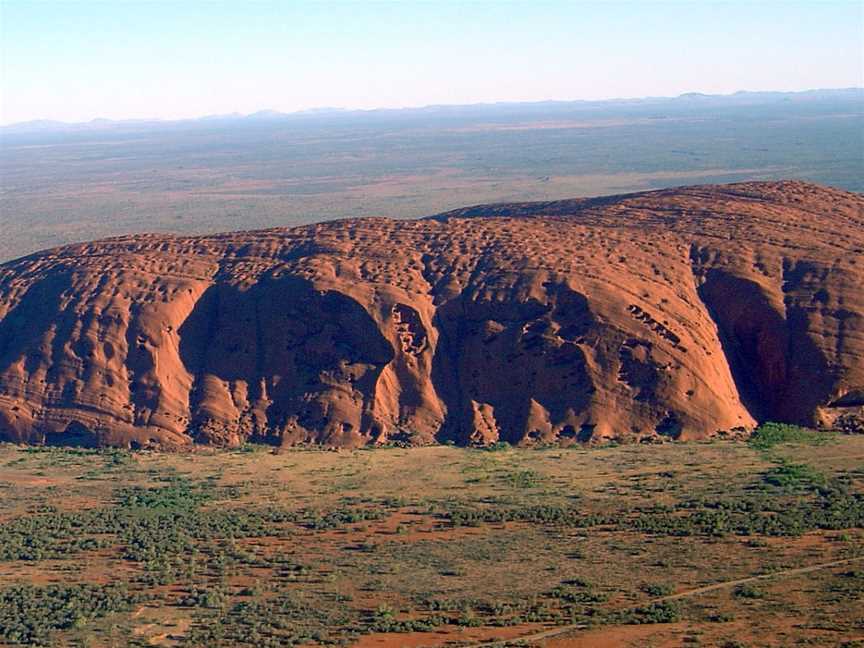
<box><xmin>0</xmin><ymin>181</ymin><xmax>861</xmax><ymax>448</ymax></box>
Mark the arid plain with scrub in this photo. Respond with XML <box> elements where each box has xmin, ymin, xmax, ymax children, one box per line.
<box><xmin>2</xmin><ymin>90</ymin><xmax>861</xmax><ymax>263</ymax></box>
<box><xmin>0</xmin><ymin>424</ymin><xmax>863</xmax><ymax>647</ymax></box>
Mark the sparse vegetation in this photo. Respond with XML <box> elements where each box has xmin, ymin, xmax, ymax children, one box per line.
<box><xmin>0</xmin><ymin>434</ymin><xmax>861</xmax><ymax>646</ymax></box>
<box><xmin>641</xmin><ymin>582</ymin><xmax>674</xmax><ymax>597</ymax></box>
<box><xmin>4</xmin><ymin>97</ymin><xmax>860</xmax><ymax>264</ymax></box>
<box><xmin>761</xmin><ymin>460</ymin><xmax>826</xmax><ymax>491</ymax></box>
<box><xmin>748</xmin><ymin>422</ymin><xmax>827</xmax><ymax>451</ymax></box>
<box><xmin>733</xmin><ymin>584</ymin><xmax>765</xmax><ymax>599</ymax></box>
<box><xmin>0</xmin><ymin>583</ymin><xmax>142</xmax><ymax>646</ymax></box>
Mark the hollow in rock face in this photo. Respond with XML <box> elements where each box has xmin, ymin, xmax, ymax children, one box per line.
<box><xmin>0</xmin><ymin>181</ymin><xmax>861</xmax><ymax>448</ymax></box>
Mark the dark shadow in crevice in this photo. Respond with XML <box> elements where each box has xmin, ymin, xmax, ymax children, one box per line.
<box><xmin>178</xmin><ymin>274</ymin><xmax>394</xmax><ymax>443</ymax></box>
<box><xmin>696</xmin><ymin>269</ymin><xmax>833</xmax><ymax>425</ymax></box>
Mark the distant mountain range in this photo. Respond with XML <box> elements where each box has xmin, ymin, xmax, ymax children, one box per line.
<box><xmin>3</xmin><ymin>87</ymin><xmax>861</xmax><ymax>135</ymax></box>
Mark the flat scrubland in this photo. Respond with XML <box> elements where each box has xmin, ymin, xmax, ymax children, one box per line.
<box><xmin>1</xmin><ymin>96</ymin><xmax>862</xmax><ymax>262</ymax></box>
<box><xmin>0</xmin><ymin>425</ymin><xmax>862</xmax><ymax>647</ymax></box>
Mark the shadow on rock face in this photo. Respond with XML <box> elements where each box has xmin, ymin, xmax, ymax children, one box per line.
<box><xmin>431</xmin><ymin>282</ymin><xmax>596</xmax><ymax>445</ymax></box>
<box><xmin>45</xmin><ymin>421</ymin><xmax>99</xmax><ymax>448</ymax></box>
<box><xmin>1</xmin><ymin>181</ymin><xmax>859</xmax><ymax>448</ymax></box>
<box><xmin>0</xmin><ymin>271</ymin><xmax>82</xmax><ymax>443</ymax></box>
<box><xmin>178</xmin><ymin>274</ymin><xmax>394</xmax><ymax>445</ymax></box>
<box><xmin>697</xmin><ymin>269</ymin><xmax>833</xmax><ymax>425</ymax></box>
<box><xmin>0</xmin><ymin>271</ymin><xmax>75</xmax><ymax>378</ymax></box>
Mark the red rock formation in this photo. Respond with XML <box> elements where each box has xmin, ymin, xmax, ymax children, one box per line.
<box><xmin>0</xmin><ymin>181</ymin><xmax>861</xmax><ymax>448</ymax></box>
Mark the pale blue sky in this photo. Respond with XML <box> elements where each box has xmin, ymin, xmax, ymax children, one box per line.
<box><xmin>1</xmin><ymin>0</ymin><xmax>861</xmax><ymax>124</ymax></box>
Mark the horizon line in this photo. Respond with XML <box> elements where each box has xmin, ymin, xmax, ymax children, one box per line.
<box><xmin>3</xmin><ymin>85</ymin><xmax>862</xmax><ymax>129</ymax></box>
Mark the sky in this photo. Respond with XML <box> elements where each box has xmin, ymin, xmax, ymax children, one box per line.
<box><xmin>0</xmin><ymin>0</ymin><xmax>862</xmax><ymax>125</ymax></box>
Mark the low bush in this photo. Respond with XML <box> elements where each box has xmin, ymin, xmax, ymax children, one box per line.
<box><xmin>748</xmin><ymin>422</ymin><xmax>823</xmax><ymax>451</ymax></box>
<box><xmin>761</xmin><ymin>461</ymin><xmax>826</xmax><ymax>492</ymax></box>
<box><xmin>733</xmin><ymin>584</ymin><xmax>765</xmax><ymax>599</ymax></box>
<box><xmin>641</xmin><ymin>583</ymin><xmax>674</xmax><ymax>597</ymax></box>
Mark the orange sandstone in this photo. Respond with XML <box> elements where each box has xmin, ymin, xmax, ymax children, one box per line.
<box><xmin>0</xmin><ymin>181</ymin><xmax>861</xmax><ymax>448</ymax></box>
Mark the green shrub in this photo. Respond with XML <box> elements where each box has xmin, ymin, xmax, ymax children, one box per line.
<box><xmin>178</xmin><ymin>586</ymin><xmax>228</xmax><ymax>609</ymax></box>
<box><xmin>484</xmin><ymin>442</ymin><xmax>512</xmax><ymax>452</ymax></box>
<box><xmin>503</xmin><ymin>470</ymin><xmax>543</xmax><ymax>488</ymax></box>
<box><xmin>641</xmin><ymin>583</ymin><xmax>674</xmax><ymax>597</ymax></box>
<box><xmin>761</xmin><ymin>461</ymin><xmax>826</xmax><ymax>492</ymax></box>
<box><xmin>748</xmin><ymin>422</ymin><xmax>822</xmax><ymax>450</ymax></box>
<box><xmin>613</xmin><ymin>600</ymin><xmax>681</xmax><ymax>624</ymax></box>
<box><xmin>733</xmin><ymin>584</ymin><xmax>765</xmax><ymax>599</ymax></box>
<box><xmin>548</xmin><ymin>584</ymin><xmax>607</xmax><ymax>604</ymax></box>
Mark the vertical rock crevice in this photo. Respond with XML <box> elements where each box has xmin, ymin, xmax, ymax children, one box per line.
<box><xmin>695</xmin><ymin>268</ymin><xmax>833</xmax><ymax>425</ymax></box>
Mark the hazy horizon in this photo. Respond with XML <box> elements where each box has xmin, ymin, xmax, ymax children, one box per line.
<box><xmin>2</xmin><ymin>0</ymin><xmax>862</xmax><ymax>126</ymax></box>
<box><xmin>2</xmin><ymin>85</ymin><xmax>861</xmax><ymax>128</ymax></box>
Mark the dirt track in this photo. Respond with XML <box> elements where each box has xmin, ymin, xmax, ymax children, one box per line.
<box><xmin>474</xmin><ymin>555</ymin><xmax>864</xmax><ymax>646</ymax></box>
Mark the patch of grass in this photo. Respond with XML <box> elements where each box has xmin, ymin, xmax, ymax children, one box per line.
<box><xmin>502</xmin><ymin>470</ymin><xmax>544</xmax><ymax>488</ymax></box>
<box><xmin>761</xmin><ymin>461</ymin><xmax>826</xmax><ymax>492</ymax></box>
<box><xmin>748</xmin><ymin>422</ymin><xmax>826</xmax><ymax>451</ymax></box>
